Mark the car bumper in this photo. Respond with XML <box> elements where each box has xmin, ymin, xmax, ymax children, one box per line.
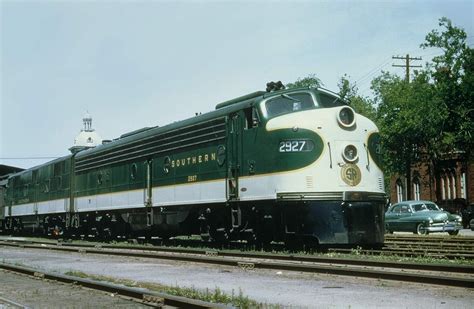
<box><xmin>425</xmin><ymin>222</ymin><xmax>463</xmax><ymax>232</ymax></box>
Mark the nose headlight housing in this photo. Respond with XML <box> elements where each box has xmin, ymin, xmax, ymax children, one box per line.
<box><xmin>338</xmin><ymin>106</ymin><xmax>355</xmax><ymax>128</ymax></box>
<box><xmin>342</xmin><ymin>144</ymin><xmax>358</xmax><ymax>162</ymax></box>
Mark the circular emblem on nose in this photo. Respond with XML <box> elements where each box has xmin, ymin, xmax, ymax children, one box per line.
<box><xmin>341</xmin><ymin>164</ymin><xmax>361</xmax><ymax>186</ymax></box>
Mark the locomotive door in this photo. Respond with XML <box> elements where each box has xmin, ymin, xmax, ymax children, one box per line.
<box><xmin>227</xmin><ymin>113</ymin><xmax>242</xmax><ymax>200</ymax></box>
<box><xmin>145</xmin><ymin>160</ymin><xmax>153</xmax><ymax>226</ymax></box>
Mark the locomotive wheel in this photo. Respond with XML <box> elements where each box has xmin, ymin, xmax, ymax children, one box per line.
<box><xmin>284</xmin><ymin>235</ymin><xmax>304</xmax><ymax>251</ymax></box>
<box><xmin>51</xmin><ymin>226</ymin><xmax>64</xmax><ymax>238</ymax></box>
<box><xmin>244</xmin><ymin>230</ymin><xmax>259</xmax><ymax>247</ymax></box>
<box><xmin>100</xmin><ymin>228</ymin><xmax>113</xmax><ymax>241</ymax></box>
<box><xmin>200</xmin><ymin>223</ymin><xmax>213</xmax><ymax>242</ymax></box>
<box><xmin>13</xmin><ymin>218</ymin><xmax>24</xmax><ymax>235</ymax></box>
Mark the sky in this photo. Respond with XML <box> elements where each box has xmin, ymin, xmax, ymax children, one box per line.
<box><xmin>1</xmin><ymin>0</ymin><xmax>473</xmax><ymax>169</ymax></box>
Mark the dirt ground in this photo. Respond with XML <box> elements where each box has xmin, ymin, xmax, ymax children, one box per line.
<box><xmin>0</xmin><ymin>244</ymin><xmax>473</xmax><ymax>308</ymax></box>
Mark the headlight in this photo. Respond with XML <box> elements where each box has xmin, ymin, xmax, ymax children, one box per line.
<box><xmin>342</xmin><ymin>144</ymin><xmax>358</xmax><ymax>162</ymax></box>
<box><xmin>337</xmin><ymin>106</ymin><xmax>355</xmax><ymax>127</ymax></box>
<box><xmin>428</xmin><ymin>218</ymin><xmax>434</xmax><ymax>225</ymax></box>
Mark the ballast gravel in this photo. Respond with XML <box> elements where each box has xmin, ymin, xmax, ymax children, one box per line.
<box><xmin>0</xmin><ymin>246</ymin><xmax>472</xmax><ymax>308</ymax></box>
<box><xmin>0</xmin><ymin>269</ymin><xmax>149</xmax><ymax>308</ymax></box>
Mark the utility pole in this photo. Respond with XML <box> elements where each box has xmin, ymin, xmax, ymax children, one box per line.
<box><xmin>392</xmin><ymin>54</ymin><xmax>423</xmax><ymax>201</ymax></box>
<box><xmin>392</xmin><ymin>54</ymin><xmax>422</xmax><ymax>82</ymax></box>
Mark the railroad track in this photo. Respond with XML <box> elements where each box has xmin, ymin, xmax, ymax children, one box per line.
<box><xmin>0</xmin><ymin>262</ymin><xmax>227</xmax><ymax>308</ymax></box>
<box><xmin>380</xmin><ymin>235</ymin><xmax>474</xmax><ymax>258</ymax></box>
<box><xmin>0</xmin><ymin>295</ymin><xmax>30</xmax><ymax>309</ymax></box>
<box><xmin>385</xmin><ymin>235</ymin><xmax>474</xmax><ymax>243</ymax></box>
<box><xmin>385</xmin><ymin>235</ymin><xmax>474</xmax><ymax>247</ymax></box>
<box><xmin>327</xmin><ymin>236</ymin><xmax>474</xmax><ymax>259</ymax></box>
<box><xmin>1</xmin><ymin>239</ymin><xmax>473</xmax><ymax>289</ymax></box>
<box><xmin>328</xmin><ymin>247</ymin><xmax>474</xmax><ymax>260</ymax></box>
<box><xmin>3</xmin><ymin>234</ymin><xmax>474</xmax><ymax>259</ymax></box>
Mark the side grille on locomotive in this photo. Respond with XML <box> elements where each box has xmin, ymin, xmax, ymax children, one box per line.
<box><xmin>75</xmin><ymin>117</ymin><xmax>226</xmax><ymax>173</ymax></box>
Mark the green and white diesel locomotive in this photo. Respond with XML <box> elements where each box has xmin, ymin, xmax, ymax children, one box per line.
<box><xmin>1</xmin><ymin>85</ymin><xmax>386</xmax><ymax>246</ymax></box>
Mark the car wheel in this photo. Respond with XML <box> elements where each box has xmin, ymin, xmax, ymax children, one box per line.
<box><xmin>415</xmin><ymin>223</ymin><xmax>428</xmax><ymax>235</ymax></box>
<box><xmin>448</xmin><ymin>230</ymin><xmax>459</xmax><ymax>236</ymax></box>
<box><xmin>385</xmin><ymin>224</ymin><xmax>393</xmax><ymax>234</ymax></box>
<box><xmin>470</xmin><ymin>219</ymin><xmax>474</xmax><ymax>231</ymax></box>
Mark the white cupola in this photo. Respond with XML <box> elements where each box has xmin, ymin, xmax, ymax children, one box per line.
<box><xmin>69</xmin><ymin>112</ymin><xmax>103</xmax><ymax>154</ymax></box>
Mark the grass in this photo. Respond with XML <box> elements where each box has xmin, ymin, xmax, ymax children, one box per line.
<box><xmin>64</xmin><ymin>270</ymin><xmax>280</xmax><ymax>308</ymax></box>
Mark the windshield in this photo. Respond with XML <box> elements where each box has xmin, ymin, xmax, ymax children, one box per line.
<box><xmin>413</xmin><ymin>203</ymin><xmax>440</xmax><ymax>212</ymax></box>
<box><xmin>425</xmin><ymin>203</ymin><xmax>440</xmax><ymax>211</ymax></box>
<box><xmin>264</xmin><ymin>93</ymin><xmax>315</xmax><ymax>118</ymax></box>
<box><xmin>317</xmin><ymin>92</ymin><xmax>346</xmax><ymax>107</ymax></box>
<box><xmin>412</xmin><ymin>204</ymin><xmax>427</xmax><ymax>212</ymax></box>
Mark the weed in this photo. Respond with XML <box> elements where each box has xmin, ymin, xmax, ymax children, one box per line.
<box><xmin>64</xmin><ymin>271</ymin><xmax>280</xmax><ymax>308</ymax></box>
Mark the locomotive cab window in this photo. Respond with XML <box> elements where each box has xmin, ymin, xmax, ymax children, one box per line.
<box><xmin>317</xmin><ymin>92</ymin><xmax>346</xmax><ymax>107</ymax></box>
<box><xmin>264</xmin><ymin>92</ymin><xmax>315</xmax><ymax>118</ymax></box>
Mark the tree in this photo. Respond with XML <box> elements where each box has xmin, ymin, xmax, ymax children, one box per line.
<box><xmin>286</xmin><ymin>74</ymin><xmax>322</xmax><ymax>89</ymax></box>
<box><xmin>370</xmin><ymin>17</ymin><xmax>472</xmax><ymax>201</ymax></box>
<box><xmin>421</xmin><ymin>17</ymin><xmax>474</xmax><ymax>159</ymax></box>
<box><xmin>337</xmin><ymin>74</ymin><xmax>377</xmax><ymax>121</ymax></box>
<box><xmin>371</xmin><ymin>71</ymin><xmax>446</xmax><ymax>199</ymax></box>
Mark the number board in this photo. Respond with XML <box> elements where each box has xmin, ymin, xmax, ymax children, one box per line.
<box><xmin>278</xmin><ymin>140</ymin><xmax>314</xmax><ymax>152</ymax></box>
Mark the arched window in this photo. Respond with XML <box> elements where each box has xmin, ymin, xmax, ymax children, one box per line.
<box><xmin>440</xmin><ymin>176</ymin><xmax>446</xmax><ymax>200</ymax></box>
<box><xmin>461</xmin><ymin>171</ymin><xmax>467</xmax><ymax>199</ymax></box>
<box><xmin>413</xmin><ymin>178</ymin><xmax>420</xmax><ymax>201</ymax></box>
<box><xmin>451</xmin><ymin>171</ymin><xmax>457</xmax><ymax>199</ymax></box>
<box><xmin>396</xmin><ymin>179</ymin><xmax>404</xmax><ymax>203</ymax></box>
<box><xmin>446</xmin><ymin>174</ymin><xmax>451</xmax><ymax>199</ymax></box>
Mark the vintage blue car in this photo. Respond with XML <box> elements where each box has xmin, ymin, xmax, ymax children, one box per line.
<box><xmin>385</xmin><ymin>200</ymin><xmax>463</xmax><ymax>235</ymax></box>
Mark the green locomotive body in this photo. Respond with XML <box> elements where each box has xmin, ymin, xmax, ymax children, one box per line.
<box><xmin>2</xmin><ymin>86</ymin><xmax>385</xmax><ymax>246</ymax></box>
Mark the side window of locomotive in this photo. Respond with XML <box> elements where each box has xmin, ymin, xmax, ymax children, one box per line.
<box><xmin>264</xmin><ymin>93</ymin><xmax>315</xmax><ymax>118</ymax></box>
<box><xmin>243</xmin><ymin>107</ymin><xmax>259</xmax><ymax>129</ymax></box>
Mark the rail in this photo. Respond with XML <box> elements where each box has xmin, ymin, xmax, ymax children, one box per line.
<box><xmin>0</xmin><ymin>262</ymin><xmax>229</xmax><ymax>308</ymax></box>
<box><xmin>1</xmin><ymin>240</ymin><xmax>473</xmax><ymax>288</ymax></box>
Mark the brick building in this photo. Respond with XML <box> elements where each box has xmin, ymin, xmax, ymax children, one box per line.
<box><xmin>389</xmin><ymin>155</ymin><xmax>473</xmax><ymax>212</ymax></box>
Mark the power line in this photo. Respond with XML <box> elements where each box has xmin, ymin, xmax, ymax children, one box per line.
<box><xmin>355</xmin><ymin>58</ymin><xmax>392</xmax><ymax>86</ymax></box>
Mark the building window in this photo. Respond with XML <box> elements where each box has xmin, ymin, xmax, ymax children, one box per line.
<box><xmin>440</xmin><ymin>177</ymin><xmax>446</xmax><ymax>200</ymax></box>
<box><xmin>446</xmin><ymin>175</ymin><xmax>451</xmax><ymax>199</ymax></box>
<box><xmin>413</xmin><ymin>179</ymin><xmax>420</xmax><ymax>201</ymax></box>
<box><xmin>451</xmin><ymin>172</ymin><xmax>457</xmax><ymax>199</ymax></box>
<box><xmin>461</xmin><ymin>172</ymin><xmax>466</xmax><ymax>199</ymax></box>
<box><xmin>396</xmin><ymin>179</ymin><xmax>404</xmax><ymax>203</ymax></box>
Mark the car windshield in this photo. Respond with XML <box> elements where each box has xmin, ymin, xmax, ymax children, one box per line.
<box><xmin>413</xmin><ymin>202</ymin><xmax>440</xmax><ymax>212</ymax></box>
<box><xmin>425</xmin><ymin>203</ymin><xmax>440</xmax><ymax>211</ymax></box>
<box><xmin>413</xmin><ymin>204</ymin><xmax>428</xmax><ymax>212</ymax></box>
<box><xmin>264</xmin><ymin>93</ymin><xmax>315</xmax><ymax>118</ymax></box>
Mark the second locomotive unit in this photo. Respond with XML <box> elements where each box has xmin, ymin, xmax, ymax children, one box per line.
<box><xmin>1</xmin><ymin>84</ymin><xmax>386</xmax><ymax>246</ymax></box>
